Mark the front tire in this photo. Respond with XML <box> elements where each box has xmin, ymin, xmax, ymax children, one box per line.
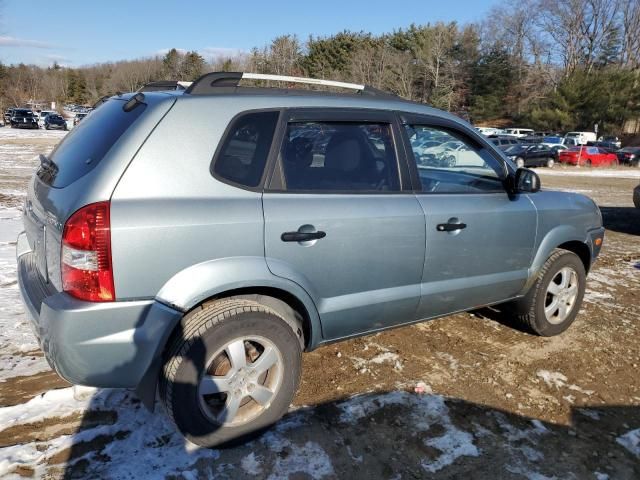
<box><xmin>160</xmin><ymin>299</ymin><xmax>302</xmax><ymax>447</ymax></box>
<box><xmin>508</xmin><ymin>249</ymin><xmax>586</xmax><ymax>336</ymax></box>
<box><xmin>546</xmin><ymin>158</ymin><xmax>555</xmax><ymax>168</ymax></box>
<box><xmin>515</xmin><ymin>157</ymin><xmax>525</xmax><ymax>168</ymax></box>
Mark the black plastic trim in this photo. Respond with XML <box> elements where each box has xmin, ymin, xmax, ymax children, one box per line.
<box><xmin>185</xmin><ymin>72</ymin><xmax>244</xmax><ymax>94</ymax></box>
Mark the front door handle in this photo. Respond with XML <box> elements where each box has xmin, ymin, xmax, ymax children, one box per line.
<box><xmin>281</xmin><ymin>231</ymin><xmax>326</xmax><ymax>242</ymax></box>
<box><xmin>436</xmin><ymin>222</ymin><xmax>467</xmax><ymax>232</ymax></box>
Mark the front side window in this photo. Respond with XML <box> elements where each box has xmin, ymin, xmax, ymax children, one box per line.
<box><xmin>213</xmin><ymin>111</ymin><xmax>279</xmax><ymax>188</ymax></box>
<box><xmin>280</xmin><ymin>122</ymin><xmax>400</xmax><ymax>192</ymax></box>
<box><xmin>404</xmin><ymin>125</ymin><xmax>505</xmax><ymax>194</ymax></box>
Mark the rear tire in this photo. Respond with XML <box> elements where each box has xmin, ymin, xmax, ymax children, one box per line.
<box><xmin>515</xmin><ymin>157</ymin><xmax>525</xmax><ymax>168</ymax></box>
<box><xmin>507</xmin><ymin>249</ymin><xmax>586</xmax><ymax>336</ymax></box>
<box><xmin>160</xmin><ymin>299</ymin><xmax>302</xmax><ymax>448</ymax></box>
<box><xmin>546</xmin><ymin>158</ymin><xmax>554</xmax><ymax>168</ymax></box>
<box><xmin>585</xmin><ymin>159</ymin><xmax>592</xmax><ymax>167</ymax></box>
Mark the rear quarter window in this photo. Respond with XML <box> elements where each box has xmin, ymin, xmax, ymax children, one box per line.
<box><xmin>39</xmin><ymin>99</ymin><xmax>146</xmax><ymax>188</ymax></box>
<box><xmin>212</xmin><ymin>110</ymin><xmax>280</xmax><ymax>188</ymax></box>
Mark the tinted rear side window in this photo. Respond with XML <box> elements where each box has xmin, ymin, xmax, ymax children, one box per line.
<box><xmin>280</xmin><ymin>122</ymin><xmax>400</xmax><ymax>192</ymax></box>
<box><xmin>213</xmin><ymin>111</ymin><xmax>279</xmax><ymax>188</ymax></box>
<box><xmin>40</xmin><ymin>99</ymin><xmax>146</xmax><ymax>188</ymax></box>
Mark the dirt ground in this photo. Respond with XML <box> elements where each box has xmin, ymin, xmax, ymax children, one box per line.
<box><xmin>0</xmin><ymin>131</ymin><xmax>638</xmax><ymax>479</ymax></box>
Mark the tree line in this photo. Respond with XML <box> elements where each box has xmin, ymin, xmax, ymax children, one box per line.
<box><xmin>1</xmin><ymin>0</ymin><xmax>639</xmax><ymax>134</ymax></box>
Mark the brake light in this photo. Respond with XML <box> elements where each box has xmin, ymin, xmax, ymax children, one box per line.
<box><xmin>61</xmin><ymin>202</ymin><xmax>115</xmax><ymax>302</ymax></box>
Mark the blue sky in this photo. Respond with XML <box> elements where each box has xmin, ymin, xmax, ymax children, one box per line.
<box><xmin>1</xmin><ymin>0</ymin><xmax>498</xmax><ymax>67</ymax></box>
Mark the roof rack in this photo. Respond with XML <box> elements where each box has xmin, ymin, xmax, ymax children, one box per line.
<box><xmin>137</xmin><ymin>80</ymin><xmax>192</xmax><ymax>92</ymax></box>
<box><xmin>184</xmin><ymin>72</ymin><xmax>393</xmax><ymax>98</ymax></box>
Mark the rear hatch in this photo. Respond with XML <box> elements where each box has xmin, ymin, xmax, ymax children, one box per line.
<box><xmin>23</xmin><ymin>94</ymin><xmax>176</xmax><ymax>292</ymax></box>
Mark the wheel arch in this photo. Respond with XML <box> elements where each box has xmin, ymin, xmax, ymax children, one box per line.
<box><xmin>135</xmin><ymin>257</ymin><xmax>323</xmax><ymax>410</ymax></box>
<box><xmin>525</xmin><ymin>225</ymin><xmax>593</xmax><ymax>293</ymax></box>
<box><xmin>556</xmin><ymin>240</ymin><xmax>591</xmax><ymax>274</ymax></box>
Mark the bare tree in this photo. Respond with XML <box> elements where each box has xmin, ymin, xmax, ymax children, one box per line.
<box><xmin>620</xmin><ymin>0</ymin><xmax>640</xmax><ymax>68</ymax></box>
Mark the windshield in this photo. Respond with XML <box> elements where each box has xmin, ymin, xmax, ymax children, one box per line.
<box><xmin>14</xmin><ymin>110</ymin><xmax>32</xmax><ymax>117</ymax></box>
<box><xmin>543</xmin><ymin>136</ymin><xmax>562</xmax><ymax>143</ymax></box>
<box><xmin>41</xmin><ymin>99</ymin><xmax>146</xmax><ymax>188</ymax></box>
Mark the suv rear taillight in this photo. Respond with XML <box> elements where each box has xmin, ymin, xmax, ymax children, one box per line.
<box><xmin>61</xmin><ymin>202</ymin><xmax>115</xmax><ymax>302</ymax></box>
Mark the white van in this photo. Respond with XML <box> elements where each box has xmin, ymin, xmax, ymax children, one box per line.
<box><xmin>564</xmin><ymin>131</ymin><xmax>596</xmax><ymax>145</ymax></box>
<box><xmin>503</xmin><ymin>128</ymin><xmax>534</xmax><ymax>138</ymax></box>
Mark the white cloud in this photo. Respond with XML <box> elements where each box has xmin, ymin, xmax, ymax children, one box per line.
<box><xmin>0</xmin><ymin>36</ymin><xmax>54</xmax><ymax>49</ymax></box>
<box><xmin>199</xmin><ymin>46</ymin><xmax>244</xmax><ymax>59</ymax></box>
<box><xmin>154</xmin><ymin>46</ymin><xmax>245</xmax><ymax>60</ymax></box>
<box><xmin>154</xmin><ymin>47</ymin><xmax>188</xmax><ymax>56</ymax></box>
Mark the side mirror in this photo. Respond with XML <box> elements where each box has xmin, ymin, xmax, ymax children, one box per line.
<box><xmin>513</xmin><ymin>168</ymin><xmax>541</xmax><ymax>193</ymax></box>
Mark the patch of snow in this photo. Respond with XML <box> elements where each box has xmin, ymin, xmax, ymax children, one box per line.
<box><xmin>616</xmin><ymin>428</ymin><xmax>640</xmax><ymax>457</ymax></box>
<box><xmin>241</xmin><ymin>452</ymin><xmax>263</xmax><ymax>476</ymax></box>
<box><xmin>505</xmin><ymin>464</ymin><xmax>557</xmax><ymax>480</ymax></box>
<box><xmin>422</xmin><ymin>428</ymin><xmax>479</xmax><ymax>473</ymax></box>
<box><xmin>337</xmin><ymin>392</ymin><xmax>480</xmax><ymax>473</ymax></box>
<box><xmin>0</xmin><ymin>207</ymin><xmax>51</xmax><ymax>380</ymax></box>
<box><xmin>370</xmin><ymin>351</ymin><xmax>399</xmax><ymax>365</ymax></box>
<box><xmin>536</xmin><ymin>370</ymin><xmax>593</xmax><ymax>396</ymax></box>
<box><xmin>0</xmin><ymin>388</ymin><xmax>221</xmax><ymax>479</ymax></box>
<box><xmin>264</xmin><ymin>439</ymin><xmax>334</xmax><ymax>480</ymax></box>
<box><xmin>578</xmin><ymin>409</ymin><xmax>600</xmax><ymax>421</ymax></box>
<box><xmin>537</xmin><ymin>370</ymin><xmax>568</xmax><ymax>389</ymax></box>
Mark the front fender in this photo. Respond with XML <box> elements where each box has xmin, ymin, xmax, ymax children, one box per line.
<box><xmin>155</xmin><ymin>256</ymin><xmax>323</xmax><ymax>348</ymax></box>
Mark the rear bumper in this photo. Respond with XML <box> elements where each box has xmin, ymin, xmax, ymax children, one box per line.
<box><xmin>17</xmin><ymin>233</ymin><xmax>182</xmax><ymax>388</ymax></box>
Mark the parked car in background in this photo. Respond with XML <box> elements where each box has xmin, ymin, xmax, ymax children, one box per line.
<box><xmin>616</xmin><ymin>146</ymin><xmax>640</xmax><ymax>167</ymax></box>
<box><xmin>73</xmin><ymin>112</ymin><xmax>88</xmax><ymax>126</ymax></box>
<box><xmin>490</xmin><ymin>136</ymin><xmax>521</xmax><ymax>150</ymax></box>
<box><xmin>588</xmin><ymin>140</ymin><xmax>619</xmax><ymax>152</ymax></box>
<box><xmin>504</xmin><ymin>144</ymin><xmax>556</xmax><ymax>168</ymax></box>
<box><xmin>9</xmin><ymin>109</ymin><xmax>39</xmax><ymax>129</ymax></box>
<box><xmin>37</xmin><ymin>110</ymin><xmax>57</xmax><ymax>127</ymax></box>
<box><xmin>548</xmin><ymin>144</ymin><xmax>569</xmax><ymax>160</ymax></box>
<box><xmin>16</xmin><ymin>72</ymin><xmax>604</xmax><ymax>448</ymax></box>
<box><xmin>598</xmin><ymin>135</ymin><xmax>621</xmax><ymax>149</ymax></box>
<box><xmin>4</xmin><ymin>108</ymin><xmax>14</xmax><ymax>125</ymax></box>
<box><xmin>418</xmin><ymin>139</ymin><xmax>486</xmax><ymax>167</ymax></box>
<box><xmin>475</xmin><ymin>126</ymin><xmax>503</xmax><ymax>136</ymax></box>
<box><xmin>503</xmin><ymin>128</ymin><xmax>534</xmax><ymax>138</ymax></box>
<box><xmin>564</xmin><ymin>131</ymin><xmax>597</xmax><ymax>146</ymax></box>
<box><xmin>44</xmin><ymin>114</ymin><xmax>68</xmax><ymax>130</ymax></box>
<box><xmin>541</xmin><ymin>136</ymin><xmax>565</xmax><ymax>147</ymax></box>
<box><xmin>559</xmin><ymin>146</ymin><xmax>618</xmax><ymax>167</ymax></box>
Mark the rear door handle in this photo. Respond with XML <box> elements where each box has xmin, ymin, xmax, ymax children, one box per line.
<box><xmin>436</xmin><ymin>222</ymin><xmax>467</xmax><ymax>232</ymax></box>
<box><xmin>281</xmin><ymin>231</ymin><xmax>326</xmax><ymax>242</ymax></box>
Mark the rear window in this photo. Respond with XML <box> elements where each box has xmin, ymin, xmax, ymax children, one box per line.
<box><xmin>39</xmin><ymin>99</ymin><xmax>146</xmax><ymax>188</ymax></box>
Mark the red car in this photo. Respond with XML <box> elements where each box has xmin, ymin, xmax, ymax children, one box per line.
<box><xmin>558</xmin><ymin>146</ymin><xmax>618</xmax><ymax>167</ymax></box>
